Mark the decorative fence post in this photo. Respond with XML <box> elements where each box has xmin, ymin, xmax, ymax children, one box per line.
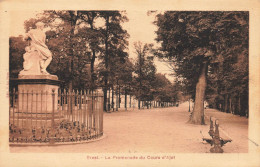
<box><xmin>49</xmin><ymin>89</ymin><xmax>55</xmax><ymax>144</ymax></box>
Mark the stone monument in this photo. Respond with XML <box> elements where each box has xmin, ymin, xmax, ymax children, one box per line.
<box><xmin>17</xmin><ymin>22</ymin><xmax>60</xmax><ymax>125</ymax></box>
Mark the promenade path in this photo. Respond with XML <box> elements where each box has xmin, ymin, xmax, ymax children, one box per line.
<box><xmin>10</xmin><ymin>102</ymin><xmax>248</xmax><ymax>153</ymax></box>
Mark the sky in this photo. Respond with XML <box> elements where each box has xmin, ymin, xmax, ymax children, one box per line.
<box><xmin>9</xmin><ymin>10</ymin><xmax>174</xmax><ymax>81</ymax></box>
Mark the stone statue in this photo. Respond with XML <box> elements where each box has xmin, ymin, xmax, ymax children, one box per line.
<box><xmin>22</xmin><ymin>46</ymin><xmax>34</xmax><ymax>71</ymax></box>
<box><xmin>19</xmin><ymin>22</ymin><xmax>52</xmax><ymax>75</ymax></box>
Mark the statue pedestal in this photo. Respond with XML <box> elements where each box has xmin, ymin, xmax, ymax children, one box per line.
<box><xmin>16</xmin><ymin>75</ymin><xmax>60</xmax><ymax>115</ymax></box>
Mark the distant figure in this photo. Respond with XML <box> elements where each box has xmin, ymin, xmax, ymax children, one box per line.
<box><xmin>23</xmin><ymin>22</ymin><xmax>52</xmax><ymax>75</ymax></box>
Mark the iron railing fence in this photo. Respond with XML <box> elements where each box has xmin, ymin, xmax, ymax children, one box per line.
<box><xmin>9</xmin><ymin>88</ymin><xmax>103</xmax><ymax>144</ymax></box>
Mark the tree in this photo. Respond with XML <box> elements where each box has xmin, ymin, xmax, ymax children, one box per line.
<box><xmin>152</xmin><ymin>73</ymin><xmax>177</xmax><ymax>103</ymax></box>
<box><xmin>206</xmin><ymin>49</ymin><xmax>248</xmax><ymax>116</ymax></box>
<box><xmin>9</xmin><ymin>36</ymin><xmax>27</xmax><ymax>79</ymax></box>
<box><xmin>154</xmin><ymin>11</ymin><xmax>249</xmax><ymax>124</ymax></box>
<box><xmin>133</xmin><ymin>41</ymin><xmax>156</xmax><ymax>109</ymax></box>
<box><xmin>98</xmin><ymin>11</ymin><xmax>129</xmax><ymax>112</ymax></box>
<box><xmin>110</xmin><ymin>57</ymin><xmax>134</xmax><ymax>111</ymax></box>
<box><xmin>78</xmin><ymin>11</ymin><xmax>103</xmax><ymax>89</ymax></box>
<box><xmin>23</xmin><ymin>11</ymin><xmax>108</xmax><ymax>90</ymax></box>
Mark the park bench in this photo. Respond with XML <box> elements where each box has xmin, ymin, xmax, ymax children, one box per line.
<box><xmin>201</xmin><ymin>117</ymin><xmax>232</xmax><ymax>153</ymax></box>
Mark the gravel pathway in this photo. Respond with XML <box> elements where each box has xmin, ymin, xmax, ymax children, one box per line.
<box><xmin>10</xmin><ymin>102</ymin><xmax>248</xmax><ymax>153</ymax></box>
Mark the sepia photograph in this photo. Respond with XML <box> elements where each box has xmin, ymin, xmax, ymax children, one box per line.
<box><xmin>0</xmin><ymin>0</ymin><xmax>260</xmax><ymax>167</ymax></box>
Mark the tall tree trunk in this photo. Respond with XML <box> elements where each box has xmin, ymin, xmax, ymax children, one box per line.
<box><xmin>108</xmin><ymin>87</ymin><xmax>111</xmax><ymax>112</ymax></box>
<box><xmin>112</xmin><ymin>85</ymin><xmax>114</xmax><ymax>111</ymax></box>
<box><xmin>238</xmin><ymin>93</ymin><xmax>241</xmax><ymax>116</ymax></box>
<box><xmin>68</xmin><ymin>13</ymin><xmax>77</xmax><ymax>115</ymax></box>
<box><xmin>234</xmin><ymin>95</ymin><xmax>238</xmax><ymax>115</ymax></box>
<box><xmin>68</xmin><ymin>30</ymin><xmax>75</xmax><ymax>92</ymax></box>
<box><xmin>90</xmin><ymin>50</ymin><xmax>96</xmax><ymax>88</ymax></box>
<box><xmin>116</xmin><ymin>79</ymin><xmax>119</xmax><ymax>111</ymax></box>
<box><xmin>116</xmin><ymin>83</ymin><xmax>118</xmax><ymax>111</ymax></box>
<box><xmin>138</xmin><ymin>52</ymin><xmax>142</xmax><ymax>110</ymax></box>
<box><xmin>229</xmin><ymin>96</ymin><xmax>232</xmax><ymax>114</ymax></box>
<box><xmin>189</xmin><ymin>62</ymin><xmax>208</xmax><ymax>124</ymax></box>
<box><xmin>103</xmin><ymin>15</ymin><xmax>109</xmax><ymax>112</ymax></box>
<box><xmin>224</xmin><ymin>94</ymin><xmax>228</xmax><ymax>113</ymax></box>
<box><xmin>125</xmin><ymin>87</ymin><xmax>127</xmax><ymax>110</ymax></box>
<box><xmin>129</xmin><ymin>94</ymin><xmax>131</xmax><ymax>108</ymax></box>
<box><xmin>103</xmin><ymin>89</ymin><xmax>107</xmax><ymax>112</ymax></box>
<box><xmin>119</xmin><ymin>85</ymin><xmax>121</xmax><ymax>108</ymax></box>
<box><xmin>88</xmin><ymin>12</ymin><xmax>96</xmax><ymax>89</ymax></box>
